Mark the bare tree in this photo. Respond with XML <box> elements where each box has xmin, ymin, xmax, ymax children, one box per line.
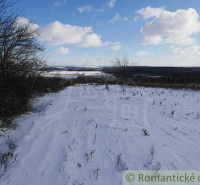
<box><xmin>110</xmin><ymin>53</ymin><xmax>138</xmax><ymax>91</ymax></box>
<box><xmin>110</xmin><ymin>53</ymin><xmax>137</xmax><ymax>81</ymax></box>
<box><xmin>0</xmin><ymin>0</ymin><xmax>45</xmax><ymax>127</ymax></box>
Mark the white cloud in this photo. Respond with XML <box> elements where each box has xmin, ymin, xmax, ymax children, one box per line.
<box><xmin>96</xmin><ymin>8</ymin><xmax>104</xmax><ymax>13</ymax></box>
<box><xmin>110</xmin><ymin>42</ymin><xmax>121</xmax><ymax>50</ymax></box>
<box><xmin>108</xmin><ymin>14</ymin><xmax>128</xmax><ymax>23</ymax></box>
<box><xmin>39</xmin><ymin>21</ymin><xmax>109</xmax><ymax>47</ymax></box>
<box><xmin>171</xmin><ymin>45</ymin><xmax>200</xmax><ymax>59</ymax></box>
<box><xmin>77</xmin><ymin>34</ymin><xmax>109</xmax><ymax>47</ymax></box>
<box><xmin>54</xmin><ymin>0</ymin><xmax>67</xmax><ymax>6</ymax></box>
<box><xmin>56</xmin><ymin>47</ymin><xmax>70</xmax><ymax>54</ymax></box>
<box><xmin>135</xmin><ymin>51</ymin><xmax>154</xmax><ymax>56</ymax></box>
<box><xmin>108</xmin><ymin>0</ymin><xmax>116</xmax><ymax>8</ymax></box>
<box><xmin>163</xmin><ymin>37</ymin><xmax>196</xmax><ymax>45</ymax></box>
<box><xmin>136</xmin><ymin>7</ymin><xmax>200</xmax><ymax>45</ymax></box>
<box><xmin>78</xmin><ymin>5</ymin><xmax>92</xmax><ymax>13</ymax></box>
<box><xmin>15</xmin><ymin>17</ymin><xmax>39</xmax><ymax>31</ymax></box>
<box><xmin>15</xmin><ymin>17</ymin><xmax>29</xmax><ymax>26</ymax></box>
<box><xmin>141</xmin><ymin>36</ymin><xmax>163</xmax><ymax>45</ymax></box>
<box><xmin>108</xmin><ymin>14</ymin><xmax>121</xmax><ymax>23</ymax></box>
<box><xmin>133</xmin><ymin>16</ymin><xmax>140</xmax><ymax>21</ymax></box>
<box><xmin>54</xmin><ymin>2</ymin><xmax>61</xmax><ymax>6</ymax></box>
<box><xmin>96</xmin><ymin>0</ymin><xmax>116</xmax><ymax>13</ymax></box>
<box><xmin>136</xmin><ymin>6</ymin><xmax>165</xmax><ymax>19</ymax></box>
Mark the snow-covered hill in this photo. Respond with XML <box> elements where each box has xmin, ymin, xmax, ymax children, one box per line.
<box><xmin>1</xmin><ymin>85</ymin><xmax>200</xmax><ymax>185</ymax></box>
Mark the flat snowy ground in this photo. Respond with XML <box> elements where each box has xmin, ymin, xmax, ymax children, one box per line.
<box><xmin>1</xmin><ymin>85</ymin><xmax>200</xmax><ymax>185</ymax></box>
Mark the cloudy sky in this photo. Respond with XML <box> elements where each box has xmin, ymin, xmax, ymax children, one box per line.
<box><xmin>13</xmin><ymin>0</ymin><xmax>200</xmax><ymax>66</ymax></box>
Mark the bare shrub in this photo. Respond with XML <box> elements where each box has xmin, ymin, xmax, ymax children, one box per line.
<box><xmin>0</xmin><ymin>136</ymin><xmax>18</xmax><ymax>178</ymax></box>
<box><xmin>115</xmin><ymin>154</ymin><xmax>128</xmax><ymax>171</ymax></box>
<box><xmin>142</xmin><ymin>128</ymin><xmax>150</xmax><ymax>136</ymax></box>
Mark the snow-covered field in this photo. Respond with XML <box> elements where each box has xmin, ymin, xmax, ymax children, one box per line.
<box><xmin>43</xmin><ymin>70</ymin><xmax>104</xmax><ymax>78</ymax></box>
<box><xmin>1</xmin><ymin>85</ymin><xmax>200</xmax><ymax>185</ymax></box>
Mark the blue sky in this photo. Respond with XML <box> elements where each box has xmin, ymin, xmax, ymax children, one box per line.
<box><xmin>12</xmin><ymin>0</ymin><xmax>200</xmax><ymax>66</ymax></box>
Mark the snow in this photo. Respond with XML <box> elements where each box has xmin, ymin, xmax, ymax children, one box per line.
<box><xmin>43</xmin><ymin>70</ymin><xmax>104</xmax><ymax>78</ymax></box>
<box><xmin>1</xmin><ymin>85</ymin><xmax>200</xmax><ymax>184</ymax></box>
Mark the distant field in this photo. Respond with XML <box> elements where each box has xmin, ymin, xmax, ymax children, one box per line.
<box><xmin>42</xmin><ymin>66</ymin><xmax>200</xmax><ymax>78</ymax></box>
<box><xmin>103</xmin><ymin>66</ymin><xmax>200</xmax><ymax>77</ymax></box>
<box><xmin>43</xmin><ymin>70</ymin><xmax>104</xmax><ymax>78</ymax></box>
